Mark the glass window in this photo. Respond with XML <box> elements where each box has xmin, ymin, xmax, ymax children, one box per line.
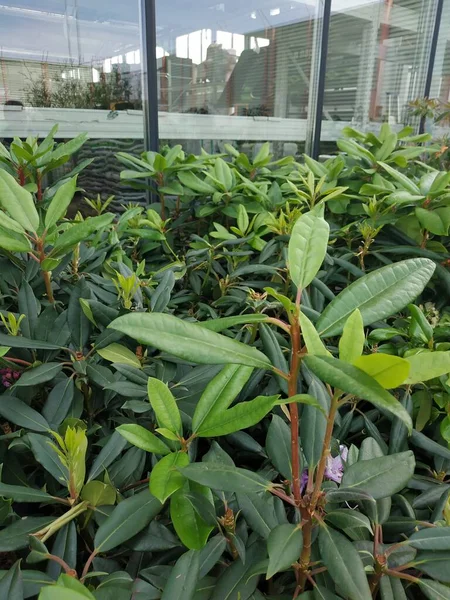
<box><xmin>320</xmin><ymin>0</ymin><xmax>439</xmax><ymax>153</ymax></box>
<box><xmin>155</xmin><ymin>0</ymin><xmax>319</xmax><ymax>158</ymax></box>
<box><xmin>429</xmin><ymin>0</ymin><xmax>450</xmax><ymax>134</ymax></box>
<box><xmin>0</xmin><ymin>0</ymin><xmax>145</xmax><ymax>203</ymax></box>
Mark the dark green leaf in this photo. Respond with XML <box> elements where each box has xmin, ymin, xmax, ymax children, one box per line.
<box><xmin>267</xmin><ymin>524</ymin><xmax>303</xmax><ymax>578</ymax></box>
<box><xmin>94</xmin><ymin>490</ymin><xmax>162</xmax><ymax>552</ymax></box>
<box><xmin>182</xmin><ymin>463</ymin><xmax>271</xmax><ymax>494</ymax></box>
<box><xmin>161</xmin><ymin>550</ymin><xmax>200</xmax><ymax>600</ymax></box>
<box><xmin>14</xmin><ymin>363</ymin><xmax>63</xmax><ymax>387</ymax></box>
<box><xmin>0</xmin><ymin>396</ymin><xmax>50</xmax><ymax>432</ymax></box>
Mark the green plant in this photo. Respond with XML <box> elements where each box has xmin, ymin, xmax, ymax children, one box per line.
<box><xmin>0</xmin><ymin>130</ymin><xmax>449</xmax><ymax>600</ymax></box>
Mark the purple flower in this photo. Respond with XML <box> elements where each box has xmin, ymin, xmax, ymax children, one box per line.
<box><xmin>324</xmin><ymin>445</ymin><xmax>348</xmax><ymax>484</ymax></box>
<box><xmin>0</xmin><ymin>368</ymin><xmax>21</xmax><ymax>388</ymax></box>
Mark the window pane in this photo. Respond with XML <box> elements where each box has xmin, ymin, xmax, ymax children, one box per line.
<box><xmin>156</xmin><ymin>0</ymin><xmax>319</xmax><ymax>157</ymax></box>
<box><xmin>429</xmin><ymin>0</ymin><xmax>450</xmax><ymax>149</ymax></box>
<box><xmin>0</xmin><ymin>1</ymin><xmax>144</xmax><ymax>203</ymax></box>
<box><xmin>321</xmin><ymin>0</ymin><xmax>438</xmax><ymax>153</ymax></box>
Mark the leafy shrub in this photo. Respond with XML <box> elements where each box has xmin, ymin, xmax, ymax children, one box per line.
<box><xmin>0</xmin><ymin>127</ymin><xmax>449</xmax><ymax>599</ymax></box>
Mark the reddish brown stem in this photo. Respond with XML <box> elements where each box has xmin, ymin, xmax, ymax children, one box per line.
<box><xmin>120</xmin><ymin>476</ymin><xmax>150</xmax><ymax>493</ymax></box>
<box><xmin>18</xmin><ymin>166</ymin><xmax>25</xmax><ymax>186</ymax></box>
<box><xmin>311</xmin><ymin>392</ymin><xmax>339</xmax><ymax>509</ymax></box>
<box><xmin>289</xmin><ymin>316</ymin><xmax>301</xmax><ymax>504</ymax></box>
<box><xmin>81</xmin><ymin>549</ymin><xmax>97</xmax><ymax>582</ymax></box>
<box><xmin>270</xmin><ymin>487</ymin><xmax>297</xmax><ymax>507</ymax></box>
<box><xmin>3</xmin><ymin>357</ymin><xmax>32</xmax><ymax>367</ymax></box>
<box><xmin>47</xmin><ymin>553</ymin><xmax>77</xmax><ymax>577</ymax></box>
<box><xmin>36</xmin><ymin>238</ymin><xmax>55</xmax><ymax>304</ymax></box>
<box><xmin>384</xmin><ymin>569</ymin><xmax>419</xmax><ymax>584</ymax></box>
<box><xmin>36</xmin><ymin>172</ymin><xmax>43</xmax><ymax>202</ymax></box>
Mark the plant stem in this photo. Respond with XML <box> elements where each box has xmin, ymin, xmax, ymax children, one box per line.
<box><xmin>310</xmin><ymin>391</ymin><xmax>339</xmax><ymax>509</ymax></box>
<box><xmin>36</xmin><ymin>238</ymin><xmax>55</xmax><ymax>304</ymax></box>
<box><xmin>81</xmin><ymin>549</ymin><xmax>98</xmax><ymax>582</ymax></box>
<box><xmin>47</xmin><ymin>554</ymin><xmax>77</xmax><ymax>577</ymax></box>
<box><xmin>3</xmin><ymin>357</ymin><xmax>32</xmax><ymax>367</ymax></box>
<box><xmin>288</xmin><ymin>314</ymin><xmax>302</xmax><ymax>505</ymax></box>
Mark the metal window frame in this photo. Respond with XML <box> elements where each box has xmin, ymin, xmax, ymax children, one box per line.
<box><xmin>419</xmin><ymin>0</ymin><xmax>444</xmax><ymax>134</ymax></box>
<box><xmin>140</xmin><ymin>0</ymin><xmax>159</xmax><ymax>152</ymax></box>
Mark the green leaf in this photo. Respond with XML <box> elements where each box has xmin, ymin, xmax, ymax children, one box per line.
<box><xmin>415</xmin><ymin>551</ymin><xmax>450</xmax><ymax>582</ymax></box>
<box><xmin>68</xmin><ymin>278</ymin><xmax>91</xmax><ymax>350</ymax></box>
<box><xmin>0</xmin><ymin>516</ymin><xmax>55</xmax><ymax>551</ymax></box>
<box><xmin>14</xmin><ymin>363</ymin><xmax>63</xmax><ymax>387</ymax></box>
<box><xmin>43</xmin><ymin>378</ymin><xmax>75</xmax><ymax>428</ymax></box>
<box><xmin>304</xmin><ymin>355</ymin><xmax>412</xmax><ymax>431</ymax></box>
<box><xmin>337</xmin><ymin>139</ymin><xmax>375</xmax><ymax>165</ymax></box>
<box><xmin>0</xmin><ymin>482</ymin><xmax>61</xmax><ymax>504</ymax></box>
<box><xmin>116</xmin><ymin>424</ymin><xmax>170</xmax><ymax>455</ymax></box>
<box><xmin>87</xmin><ymin>431</ymin><xmax>127</xmax><ymax>481</ymax></box>
<box><xmin>109</xmin><ymin>313</ymin><xmax>272</xmax><ymax>369</ymax></box>
<box><xmin>170</xmin><ymin>482</ymin><xmax>214</xmax><ymax>550</ymax></box>
<box><xmin>147</xmin><ymin>378</ymin><xmax>182</xmax><ymax>436</ymax></box>
<box><xmin>341</xmin><ymin>451</ymin><xmax>415</xmax><ymax>499</ymax></box>
<box><xmin>416</xmin><ymin>207</ymin><xmax>450</xmax><ymax>236</ymax></box>
<box><xmin>97</xmin><ymin>343</ymin><xmax>141</xmax><ymax>368</ymax></box>
<box><xmin>405</xmin><ymin>352</ymin><xmax>450</xmax><ymax>384</ymax></box>
<box><xmin>353</xmin><ymin>354</ymin><xmax>410</xmax><ymax>389</ymax></box>
<box><xmin>281</xmin><ymin>394</ymin><xmax>326</xmax><ymax>414</ymax></box>
<box><xmin>45</xmin><ymin>176</ymin><xmax>78</xmax><ymax>228</ymax></box>
<box><xmin>378</xmin><ymin>162</ymin><xmax>421</xmax><ymax>195</ymax></box>
<box><xmin>266</xmin><ymin>415</ymin><xmax>295</xmax><ymax>479</ymax></box>
<box><xmin>182</xmin><ymin>463</ymin><xmax>271</xmax><ymax>494</ymax></box>
<box><xmin>161</xmin><ymin>550</ymin><xmax>200</xmax><ymax>600</ymax></box>
<box><xmin>178</xmin><ymin>171</ymin><xmax>216</xmax><ymax>194</ymax></box>
<box><xmin>299</xmin><ymin>311</ymin><xmax>331</xmax><ymax>357</ymax></box>
<box><xmin>0</xmin><ymin>560</ymin><xmax>23</xmax><ymax>600</ymax></box>
<box><xmin>237</xmin><ymin>204</ymin><xmax>249</xmax><ymax>233</ymax></box>
<box><xmin>0</xmin><ymin>169</ymin><xmax>39</xmax><ymax>232</ymax></box>
<box><xmin>408</xmin><ymin>527</ymin><xmax>450</xmax><ymax>550</ymax></box>
<box><xmin>196</xmin><ymin>394</ymin><xmax>279</xmax><ymax>437</ymax></box>
<box><xmin>80</xmin><ymin>481</ymin><xmax>116</xmax><ymax>507</ymax></box>
<box><xmin>94</xmin><ymin>490</ymin><xmax>162</xmax><ymax>552</ymax></box>
<box><xmin>288</xmin><ymin>208</ymin><xmax>330</xmax><ymax>290</ymax></box>
<box><xmin>339</xmin><ymin>309</ymin><xmax>364</xmax><ymax>363</ymax></box>
<box><xmin>0</xmin><ymin>396</ymin><xmax>50</xmax><ymax>432</ymax></box>
<box><xmin>52</xmin><ymin>213</ymin><xmax>114</xmax><ymax>252</ymax></box>
<box><xmin>150</xmin><ymin>452</ymin><xmax>189</xmax><ymax>503</ymax></box>
<box><xmin>318</xmin><ymin>527</ymin><xmax>371</xmax><ymax>600</ymax></box>
<box><xmin>237</xmin><ymin>492</ymin><xmax>279</xmax><ymax>539</ymax></box>
<box><xmin>29</xmin><ymin>433</ymin><xmax>69</xmax><ymax>485</ymax></box>
<box><xmin>192</xmin><ymin>365</ymin><xmax>253</xmax><ymax>434</ymax></box>
<box><xmin>39</xmin><ymin>580</ymin><xmax>94</xmax><ymax>600</ymax></box>
<box><xmin>419</xmin><ymin>579</ymin><xmax>450</xmax><ymax>600</ymax></box>
<box><xmin>267</xmin><ymin>524</ymin><xmax>303</xmax><ymax>579</ymax></box>
<box><xmin>0</xmin><ymin>332</ymin><xmax>61</xmax><ymax>350</ymax></box>
<box><xmin>0</xmin><ymin>226</ymin><xmax>31</xmax><ymax>252</ymax></box>
<box><xmin>300</xmin><ymin>378</ymin><xmax>329</xmax><ymax>467</ymax></box>
<box><xmin>316</xmin><ymin>259</ymin><xmax>436</xmax><ymax>337</ymax></box>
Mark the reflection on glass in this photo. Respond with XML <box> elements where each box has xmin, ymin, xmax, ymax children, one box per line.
<box><xmin>0</xmin><ymin>1</ymin><xmax>145</xmax><ymax>204</ymax></box>
<box><xmin>155</xmin><ymin>0</ymin><xmax>318</xmax><ymax>153</ymax></box>
<box><xmin>321</xmin><ymin>0</ymin><xmax>437</xmax><ymax>151</ymax></box>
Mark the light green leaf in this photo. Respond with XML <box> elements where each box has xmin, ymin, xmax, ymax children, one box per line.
<box><xmin>150</xmin><ymin>452</ymin><xmax>189</xmax><ymax>503</ymax></box>
<box><xmin>267</xmin><ymin>524</ymin><xmax>303</xmax><ymax>579</ymax></box>
<box><xmin>416</xmin><ymin>207</ymin><xmax>450</xmax><ymax>236</ymax></box>
<box><xmin>192</xmin><ymin>365</ymin><xmax>252</xmax><ymax>433</ymax></box>
<box><xmin>304</xmin><ymin>355</ymin><xmax>412</xmax><ymax>431</ymax></box>
<box><xmin>196</xmin><ymin>394</ymin><xmax>279</xmax><ymax>438</ymax></box>
<box><xmin>277</xmin><ymin>394</ymin><xmax>326</xmax><ymax>414</ymax></box>
<box><xmin>116</xmin><ymin>424</ymin><xmax>170</xmax><ymax>455</ymax></box>
<box><xmin>353</xmin><ymin>354</ymin><xmax>410</xmax><ymax>389</ymax></box>
<box><xmin>170</xmin><ymin>482</ymin><xmax>214</xmax><ymax>550</ymax></box>
<box><xmin>318</xmin><ymin>527</ymin><xmax>371</xmax><ymax>600</ymax></box>
<box><xmin>316</xmin><ymin>259</ymin><xmax>436</xmax><ymax>337</ymax></box>
<box><xmin>109</xmin><ymin>313</ymin><xmax>272</xmax><ymax>369</ymax></box>
<box><xmin>288</xmin><ymin>208</ymin><xmax>330</xmax><ymax>290</ymax></box>
<box><xmin>0</xmin><ymin>169</ymin><xmax>39</xmax><ymax>232</ymax></box>
<box><xmin>147</xmin><ymin>377</ymin><xmax>182</xmax><ymax>436</ymax></box>
<box><xmin>52</xmin><ymin>213</ymin><xmax>114</xmax><ymax>253</ymax></box>
<box><xmin>341</xmin><ymin>451</ymin><xmax>415</xmax><ymax>499</ymax></box>
<box><xmin>405</xmin><ymin>352</ymin><xmax>450</xmax><ymax>384</ymax></box>
<box><xmin>378</xmin><ymin>162</ymin><xmax>421</xmax><ymax>195</ymax></box>
<box><xmin>97</xmin><ymin>343</ymin><xmax>141</xmax><ymax>368</ymax></box>
<box><xmin>45</xmin><ymin>176</ymin><xmax>78</xmax><ymax>228</ymax></box>
<box><xmin>0</xmin><ymin>227</ymin><xmax>31</xmax><ymax>253</ymax></box>
<box><xmin>299</xmin><ymin>311</ymin><xmax>331</xmax><ymax>357</ymax></box>
<box><xmin>339</xmin><ymin>309</ymin><xmax>364</xmax><ymax>363</ymax></box>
